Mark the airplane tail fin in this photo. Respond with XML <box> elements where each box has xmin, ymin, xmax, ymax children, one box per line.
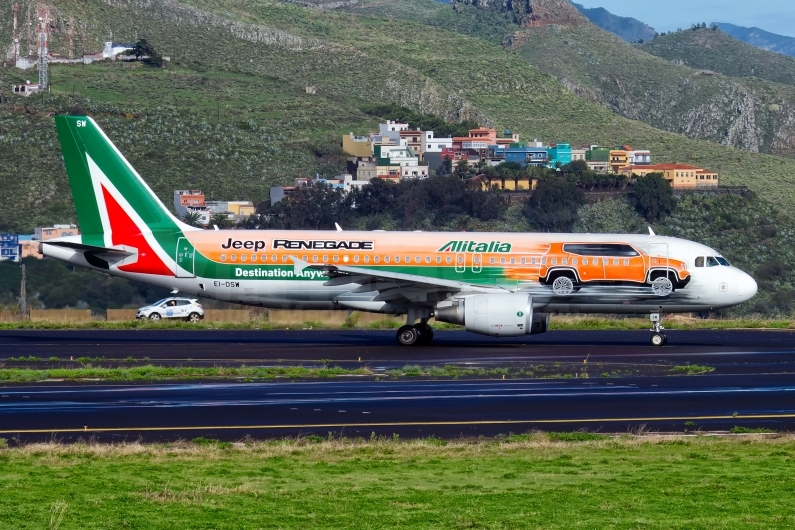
<box><xmin>54</xmin><ymin>115</ymin><xmax>199</xmax><ymax>276</ymax></box>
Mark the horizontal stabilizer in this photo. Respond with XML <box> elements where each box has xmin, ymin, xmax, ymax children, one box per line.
<box><xmin>43</xmin><ymin>241</ymin><xmax>137</xmax><ymax>270</ymax></box>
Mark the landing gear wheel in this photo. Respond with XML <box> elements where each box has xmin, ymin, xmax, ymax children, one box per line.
<box><xmin>187</xmin><ymin>312</ymin><xmax>202</xmax><ymax>323</ymax></box>
<box><xmin>414</xmin><ymin>324</ymin><xmax>434</xmax><ymax>344</ymax></box>
<box><xmin>552</xmin><ymin>276</ymin><xmax>575</xmax><ymax>296</ymax></box>
<box><xmin>650</xmin><ymin>332</ymin><xmax>667</xmax><ymax>346</ymax></box>
<box><xmin>396</xmin><ymin>325</ymin><xmax>420</xmax><ymax>346</ymax></box>
<box><xmin>651</xmin><ymin>277</ymin><xmax>674</xmax><ymax>297</ymax></box>
<box><xmin>149</xmin><ymin>313</ymin><xmax>161</xmax><ymax>321</ymax></box>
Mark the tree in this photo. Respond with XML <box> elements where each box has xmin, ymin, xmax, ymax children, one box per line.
<box><xmin>632</xmin><ymin>173</ymin><xmax>676</xmax><ymax>222</ymax></box>
<box><xmin>523</xmin><ymin>178</ymin><xmax>586</xmax><ymax>232</ymax></box>
<box><xmin>210</xmin><ymin>212</ymin><xmax>235</xmax><ymax>229</ymax></box>
<box><xmin>132</xmin><ymin>39</ymin><xmax>155</xmax><ymax>60</ymax></box>
<box><xmin>454</xmin><ymin>160</ymin><xmax>470</xmax><ymax>180</ymax></box>
<box><xmin>437</xmin><ymin>157</ymin><xmax>453</xmax><ymax>177</ymax></box>
<box><xmin>182</xmin><ymin>211</ymin><xmax>204</xmax><ymax>228</ymax></box>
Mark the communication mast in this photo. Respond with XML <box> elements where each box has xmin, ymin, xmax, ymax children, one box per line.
<box><xmin>12</xmin><ymin>3</ymin><xmax>19</xmax><ymax>62</ymax></box>
<box><xmin>37</xmin><ymin>6</ymin><xmax>49</xmax><ymax>90</ymax></box>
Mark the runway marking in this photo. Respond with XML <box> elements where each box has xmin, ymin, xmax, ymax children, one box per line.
<box><xmin>3</xmin><ymin>412</ymin><xmax>795</xmax><ymax>434</ymax></box>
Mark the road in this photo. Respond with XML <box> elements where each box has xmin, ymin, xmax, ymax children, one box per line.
<box><xmin>0</xmin><ymin>329</ymin><xmax>794</xmax><ymax>441</ymax></box>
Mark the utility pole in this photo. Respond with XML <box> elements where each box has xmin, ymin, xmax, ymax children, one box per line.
<box><xmin>19</xmin><ymin>264</ymin><xmax>27</xmax><ymax>318</ymax></box>
<box><xmin>12</xmin><ymin>3</ymin><xmax>19</xmax><ymax>63</ymax></box>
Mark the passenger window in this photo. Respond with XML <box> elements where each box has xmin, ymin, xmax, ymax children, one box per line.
<box><xmin>384</xmin><ymin>256</ymin><xmax>390</xmax><ymax>263</ymax></box>
<box><xmin>240</xmin><ymin>255</ymin><xmax>247</xmax><ymax>262</ymax></box>
<box><xmin>474</xmin><ymin>256</ymin><xmax>481</xmax><ymax>264</ymax></box>
<box><xmin>511</xmin><ymin>258</ymin><xmax>516</xmax><ymax>264</ymax></box>
<box><xmin>551</xmin><ymin>258</ymin><xmax>557</xmax><ymax>265</ymax></box>
<box><xmin>582</xmin><ymin>258</ymin><xmax>588</xmax><ymax>265</ymax></box>
<box><xmin>490</xmin><ymin>257</ymin><xmax>495</xmax><ymax>264</ymax></box>
<box><xmin>706</xmin><ymin>256</ymin><xmax>720</xmax><ymax>267</ymax></box>
<box><xmin>425</xmin><ymin>256</ymin><xmax>431</xmax><ymax>264</ymax></box>
<box><xmin>281</xmin><ymin>255</ymin><xmax>287</xmax><ymax>263</ymax></box>
<box><xmin>323</xmin><ymin>255</ymin><xmax>329</xmax><ymax>263</ymax></box>
<box><xmin>395</xmin><ymin>256</ymin><xmax>400</xmax><ymax>263</ymax></box>
<box><xmin>302</xmin><ymin>255</ymin><xmax>308</xmax><ymax>262</ymax></box>
<box><xmin>363</xmin><ymin>256</ymin><xmax>369</xmax><ymax>263</ymax></box>
<box><xmin>446</xmin><ymin>257</ymin><xmax>452</xmax><ymax>264</ymax></box>
<box><xmin>562</xmin><ymin>258</ymin><xmax>567</xmax><ymax>265</ymax></box>
<box><xmin>220</xmin><ymin>254</ymin><xmax>226</xmax><ymax>262</ymax></box>
<box><xmin>251</xmin><ymin>255</ymin><xmax>257</xmax><ymax>262</ymax></box>
<box><xmin>695</xmin><ymin>257</ymin><xmax>704</xmax><ymax>267</ymax></box>
<box><xmin>333</xmin><ymin>255</ymin><xmax>339</xmax><ymax>263</ymax></box>
<box><xmin>572</xmin><ymin>258</ymin><xmax>578</xmax><ymax>265</ymax></box>
<box><xmin>613</xmin><ymin>259</ymin><xmax>619</xmax><ymax>265</ymax></box>
<box><xmin>312</xmin><ymin>255</ymin><xmax>319</xmax><ymax>263</ymax></box>
<box><xmin>231</xmin><ymin>255</ymin><xmax>237</xmax><ymax>262</ymax></box>
<box><xmin>415</xmin><ymin>256</ymin><xmax>421</xmax><ymax>264</ymax></box>
<box><xmin>542</xmin><ymin>258</ymin><xmax>547</xmax><ymax>265</ymax></box>
<box><xmin>436</xmin><ymin>256</ymin><xmax>441</xmax><ymax>264</ymax></box>
<box><xmin>374</xmin><ymin>256</ymin><xmax>380</xmax><ymax>264</ymax></box>
<box><xmin>532</xmin><ymin>257</ymin><xmax>537</xmax><ymax>265</ymax></box>
<box><xmin>354</xmin><ymin>256</ymin><xmax>360</xmax><ymax>263</ymax></box>
<box><xmin>500</xmin><ymin>258</ymin><xmax>505</xmax><ymax>264</ymax></box>
<box><xmin>521</xmin><ymin>258</ymin><xmax>526</xmax><ymax>265</ymax></box>
<box><xmin>623</xmin><ymin>258</ymin><xmax>629</xmax><ymax>265</ymax></box>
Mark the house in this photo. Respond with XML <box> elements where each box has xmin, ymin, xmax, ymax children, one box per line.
<box><xmin>502</xmin><ymin>145</ymin><xmax>549</xmax><ymax>167</ymax></box>
<box><xmin>619</xmin><ymin>163</ymin><xmax>719</xmax><ymax>189</ymax></box>
<box><xmin>269</xmin><ymin>175</ymin><xmax>369</xmax><ymax>205</ymax></box>
<box><xmin>34</xmin><ymin>224</ymin><xmax>80</xmax><ymax>241</ymax></box>
<box><xmin>0</xmin><ymin>233</ymin><xmax>21</xmax><ymax>262</ymax></box>
<box><xmin>373</xmin><ymin>144</ymin><xmax>429</xmax><ymax>179</ymax></box>
<box><xmin>19</xmin><ymin>235</ymin><xmax>41</xmax><ymax>259</ymax></box>
<box><xmin>11</xmin><ymin>82</ymin><xmax>40</xmax><ymax>97</ymax></box>
<box><xmin>585</xmin><ymin>146</ymin><xmax>610</xmax><ymax>172</ymax></box>
<box><xmin>609</xmin><ymin>145</ymin><xmax>632</xmax><ymax>173</ymax></box>
<box><xmin>421</xmin><ymin>131</ymin><xmax>453</xmax><ymax>158</ymax></box>
<box><xmin>174</xmin><ymin>190</ymin><xmax>211</xmax><ymax>225</ymax></box>
<box><xmin>546</xmin><ymin>143</ymin><xmax>572</xmax><ymax>168</ymax></box>
<box><xmin>570</xmin><ymin>148</ymin><xmax>587</xmax><ymax>162</ymax></box>
<box><xmin>205</xmin><ymin>200</ymin><xmax>256</xmax><ymax>222</ymax></box>
<box><xmin>342</xmin><ymin>133</ymin><xmax>373</xmax><ymax>158</ymax></box>
<box><xmin>102</xmin><ymin>42</ymin><xmax>135</xmax><ymax>59</ymax></box>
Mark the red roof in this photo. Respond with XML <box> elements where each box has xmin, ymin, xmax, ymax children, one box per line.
<box><xmin>636</xmin><ymin>163</ymin><xmax>703</xmax><ymax>171</ymax></box>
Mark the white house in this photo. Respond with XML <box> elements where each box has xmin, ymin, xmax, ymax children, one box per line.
<box><xmin>103</xmin><ymin>42</ymin><xmax>135</xmax><ymax>59</ymax></box>
<box><xmin>421</xmin><ymin>131</ymin><xmax>453</xmax><ymax>155</ymax></box>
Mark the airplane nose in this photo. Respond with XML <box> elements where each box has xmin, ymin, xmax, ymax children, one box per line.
<box><xmin>737</xmin><ymin>271</ymin><xmax>758</xmax><ymax>302</ymax></box>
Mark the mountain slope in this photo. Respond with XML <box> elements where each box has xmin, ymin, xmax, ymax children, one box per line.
<box><xmin>4</xmin><ymin>0</ymin><xmax>795</xmax><ymax>232</ymax></box>
<box><xmin>716</xmin><ymin>23</ymin><xmax>795</xmax><ymax>58</ymax></box>
<box><xmin>571</xmin><ymin>2</ymin><xmax>655</xmax><ymax>43</ymax></box>
<box><xmin>640</xmin><ymin>28</ymin><xmax>795</xmax><ymax>86</ymax></box>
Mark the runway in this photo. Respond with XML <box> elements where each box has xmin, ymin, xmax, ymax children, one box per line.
<box><xmin>1</xmin><ymin>329</ymin><xmax>794</xmax><ymax>441</ymax></box>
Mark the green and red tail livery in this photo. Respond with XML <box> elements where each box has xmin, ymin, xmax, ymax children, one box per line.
<box><xmin>54</xmin><ymin>115</ymin><xmax>199</xmax><ymax>276</ymax></box>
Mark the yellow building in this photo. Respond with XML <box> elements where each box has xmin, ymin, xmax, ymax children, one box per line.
<box><xmin>620</xmin><ymin>164</ymin><xmax>719</xmax><ymax>189</ymax></box>
<box><xmin>342</xmin><ymin>133</ymin><xmax>373</xmax><ymax>158</ymax></box>
<box><xmin>478</xmin><ymin>177</ymin><xmax>537</xmax><ymax>191</ymax></box>
<box><xmin>225</xmin><ymin>201</ymin><xmax>256</xmax><ymax>217</ymax></box>
<box><xmin>609</xmin><ymin>146</ymin><xmax>631</xmax><ymax>173</ymax></box>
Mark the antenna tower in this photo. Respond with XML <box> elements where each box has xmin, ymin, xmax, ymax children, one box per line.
<box><xmin>37</xmin><ymin>6</ymin><xmax>49</xmax><ymax>90</ymax></box>
<box><xmin>12</xmin><ymin>3</ymin><xmax>19</xmax><ymax>62</ymax></box>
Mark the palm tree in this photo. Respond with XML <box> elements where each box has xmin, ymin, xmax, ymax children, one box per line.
<box><xmin>182</xmin><ymin>211</ymin><xmax>204</xmax><ymax>228</ymax></box>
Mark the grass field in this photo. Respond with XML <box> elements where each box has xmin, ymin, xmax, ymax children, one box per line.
<box><xmin>1</xmin><ymin>435</ymin><xmax>794</xmax><ymax>528</ymax></box>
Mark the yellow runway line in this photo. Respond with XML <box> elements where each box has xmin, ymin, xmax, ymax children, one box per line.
<box><xmin>1</xmin><ymin>412</ymin><xmax>793</xmax><ymax>434</ymax></box>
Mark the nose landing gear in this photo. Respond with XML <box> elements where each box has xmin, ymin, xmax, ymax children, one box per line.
<box><xmin>650</xmin><ymin>312</ymin><xmax>667</xmax><ymax>346</ymax></box>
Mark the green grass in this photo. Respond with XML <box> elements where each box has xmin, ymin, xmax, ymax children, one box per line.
<box><xmin>670</xmin><ymin>365</ymin><xmax>716</xmax><ymax>375</ymax></box>
<box><xmin>1</xmin><ymin>435</ymin><xmax>795</xmax><ymax>528</ymax></box>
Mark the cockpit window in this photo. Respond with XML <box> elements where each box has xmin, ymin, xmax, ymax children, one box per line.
<box><xmin>706</xmin><ymin>256</ymin><xmax>720</xmax><ymax>267</ymax></box>
<box><xmin>695</xmin><ymin>257</ymin><xmax>704</xmax><ymax>267</ymax></box>
<box><xmin>716</xmin><ymin>257</ymin><xmax>731</xmax><ymax>266</ymax></box>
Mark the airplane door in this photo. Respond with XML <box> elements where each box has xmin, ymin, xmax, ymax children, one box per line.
<box><xmin>649</xmin><ymin>243</ymin><xmax>669</xmax><ymax>277</ymax></box>
<box><xmin>472</xmin><ymin>253</ymin><xmax>482</xmax><ymax>273</ymax></box>
<box><xmin>455</xmin><ymin>253</ymin><xmax>465</xmax><ymax>273</ymax></box>
<box><xmin>175</xmin><ymin>237</ymin><xmax>195</xmax><ymax>278</ymax></box>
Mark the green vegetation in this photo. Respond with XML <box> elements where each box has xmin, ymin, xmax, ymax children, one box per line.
<box><xmin>1</xmin><ymin>436</ymin><xmax>795</xmax><ymax>528</ymax></box>
<box><xmin>730</xmin><ymin>426</ymin><xmax>776</xmax><ymax>434</ymax></box>
<box><xmin>641</xmin><ymin>28</ymin><xmax>795</xmax><ymax>86</ymax></box>
<box><xmin>671</xmin><ymin>365</ymin><xmax>716</xmax><ymax>375</ymax></box>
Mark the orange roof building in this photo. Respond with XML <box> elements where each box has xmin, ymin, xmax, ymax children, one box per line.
<box><xmin>619</xmin><ymin>163</ymin><xmax>719</xmax><ymax>189</ymax></box>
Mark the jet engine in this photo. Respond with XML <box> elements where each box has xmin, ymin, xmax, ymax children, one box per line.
<box><xmin>435</xmin><ymin>293</ymin><xmax>548</xmax><ymax>337</ymax></box>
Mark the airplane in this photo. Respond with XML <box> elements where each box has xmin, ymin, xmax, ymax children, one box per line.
<box><xmin>43</xmin><ymin>115</ymin><xmax>758</xmax><ymax>347</ymax></box>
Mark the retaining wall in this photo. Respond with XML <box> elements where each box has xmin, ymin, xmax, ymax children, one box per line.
<box><xmin>29</xmin><ymin>309</ymin><xmax>93</xmax><ymax>322</ymax></box>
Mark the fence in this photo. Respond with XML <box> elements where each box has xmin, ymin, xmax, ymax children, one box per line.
<box><xmin>29</xmin><ymin>309</ymin><xmax>93</xmax><ymax>322</ymax></box>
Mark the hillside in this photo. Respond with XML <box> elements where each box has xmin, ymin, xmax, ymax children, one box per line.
<box><xmin>571</xmin><ymin>2</ymin><xmax>655</xmax><ymax>43</ymax></box>
<box><xmin>3</xmin><ymin>0</ymin><xmax>795</xmax><ymax>234</ymax></box>
<box><xmin>716</xmin><ymin>22</ymin><xmax>795</xmax><ymax>58</ymax></box>
<box><xmin>641</xmin><ymin>28</ymin><xmax>795</xmax><ymax>86</ymax></box>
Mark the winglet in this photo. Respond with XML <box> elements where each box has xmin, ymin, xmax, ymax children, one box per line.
<box><xmin>335</xmin><ymin>223</ymin><xmax>343</xmax><ymax>232</ymax></box>
<box><xmin>648</xmin><ymin>227</ymin><xmax>655</xmax><ymax>236</ymax></box>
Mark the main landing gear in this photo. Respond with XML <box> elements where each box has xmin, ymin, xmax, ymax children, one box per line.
<box><xmin>396</xmin><ymin>321</ymin><xmax>434</xmax><ymax>346</ymax></box>
<box><xmin>650</xmin><ymin>312</ymin><xmax>667</xmax><ymax>346</ymax></box>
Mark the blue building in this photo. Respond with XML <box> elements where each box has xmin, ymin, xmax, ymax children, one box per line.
<box><xmin>503</xmin><ymin>146</ymin><xmax>549</xmax><ymax>168</ymax></box>
<box><xmin>546</xmin><ymin>143</ymin><xmax>573</xmax><ymax>168</ymax></box>
<box><xmin>0</xmin><ymin>234</ymin><xmax>21</xmax><ymax>262</ymax></box>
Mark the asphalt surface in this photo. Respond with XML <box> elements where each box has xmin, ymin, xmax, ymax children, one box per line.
<box><xmin>1</xmin><ymin>329</ymin><xmax>794</xmax><ymax>441</ymax></box>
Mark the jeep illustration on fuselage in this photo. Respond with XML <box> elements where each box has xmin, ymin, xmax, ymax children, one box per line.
<box><xmin>537</xmin><ymin>243</ymin><xmax>691</xmax><ymax>296</ymax></box>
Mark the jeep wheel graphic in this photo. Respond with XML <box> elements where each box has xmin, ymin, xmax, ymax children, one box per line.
<box><xmin>552</xmin><ymin>276</ymin><xmax>574</xmax><ymax>296</ymax></box>
<box><xmin>652</xmin><ymin>277</ymin><xmax>674</xmax><ymax>297</ymax></box>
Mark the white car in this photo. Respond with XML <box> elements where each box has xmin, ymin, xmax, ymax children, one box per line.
<box><xmin>136</xmin><ymin>298</ymin><xmax>204</xmax><ymax>322</ymax></box>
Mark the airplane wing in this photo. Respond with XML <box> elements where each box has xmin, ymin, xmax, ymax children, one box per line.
<box><xmin>43</xmin><ymin>241</ymin><xmax>138</xmax><ymax>270</ymax></box>
<box><xmin>289</xmin><ymin>256</ymin><xmax>505</xmax><ymax>305</ymax></box>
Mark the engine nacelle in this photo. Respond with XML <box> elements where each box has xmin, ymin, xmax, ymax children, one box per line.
<box><xmin>435</xmin><ymin>293</ymin><xmax>546</xmax><ymax>337</ymax></box>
